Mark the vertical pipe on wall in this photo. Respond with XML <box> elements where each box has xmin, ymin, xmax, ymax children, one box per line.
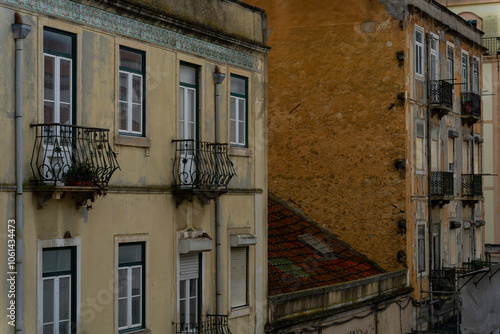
<box><xmin>213</xmin><ymin>66</ymin><xmax>226</xmax><ymax>315</ymax></box>
<box><xmin>12</xmin><ymin>13</ymin><xmax>31</xmax><ymax>334</ymax></box>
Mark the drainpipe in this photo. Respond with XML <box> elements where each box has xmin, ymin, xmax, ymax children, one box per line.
<box><xmin>11</xmin><ymin>12</ymin><xmax>31</xmax><ymax>334</ymax></box>
<box><xmin>213</xmin><ymin>66</ymin><xmax>226</xmax><ymax>315</ymax></box>
<box><xmin>425</xmin><ymin>33</ymin><xmax>435</xmax><ymax>329</ymax></box>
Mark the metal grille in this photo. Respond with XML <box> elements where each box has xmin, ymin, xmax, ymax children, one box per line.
<box><xmin>461</xmin><ymin>92</ymin><xmax>481</xmax><ymax>120</ymax></box>
<box><xmin>483</xmin><ymin>37</ymin><xmax>500</xmax><ymax>56</ymax></box>
<box><xmin>174</xmin><ymin>314</ymin><xmax>231</xmax><ymax>334</ymax></box>
<box><xmin>430</xmin><ymin>172</ymin><xmax>453</xmax><ymax>198</ymax></box>
<box><xmin>461</xmin><ymin>174</ymin><xmax>482</xmax><ymax>198</ymax></box>
<box><xmin>172</xmin><ymin>140</ymin><xmax>236</xmax><ymax>189</ymax></box>
<box><xmin>430</xmin><ymin>80</ymin><xmax>452</xmax><ymax>109</ymax></box>
<box><xmin>30</xmin><ymin>123</ymin><xmax>120</xmax><ymax>187</ymax></box>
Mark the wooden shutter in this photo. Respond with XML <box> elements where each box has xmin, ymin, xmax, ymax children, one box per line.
<box><xmin>231</xmin><ymin>247</ymin><xmax>247</xmax><ymax>308</ymax></box>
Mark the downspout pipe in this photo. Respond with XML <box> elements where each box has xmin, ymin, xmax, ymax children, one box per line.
<box><xmin>213</xmin><ymin>66</ymin><xmax>226</xmax><ymax>315</ymax></box>
<box><xmin>12</xmin><ymin>13</ymin><xmax>31</xmax><ymax>334</ymax></box>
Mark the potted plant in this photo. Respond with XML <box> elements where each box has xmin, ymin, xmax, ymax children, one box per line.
<box><xmin>63</xmin><ymin>161</ymin><xmax>95</xmax><ymax>186</ymax></box>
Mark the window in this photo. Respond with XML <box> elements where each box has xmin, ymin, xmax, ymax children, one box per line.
<box><xmin>447</xmin><ymin>45</ymin><xmax>454</xmax><ymax>83</ymax></box>
<box><xmin>463</xmin><ymin>226</ymin><xmax>471</xmax><ymax>262</ymax></box>
<box><xmin>118</xmin><ymin>242</ymin><xmax>145</xmax><ymax>332</ymax></box>
<box><xmin>119</xmin><ymin>47</ymin><xmax>145</xmax><ymax>136</ymax></box>
<box><xmin>179</xmin><ymin>253</ymin><xmax>201</xmax><ymax>332</ymax></box>
<box><xmin>461</xmin><ymin>52</ymin><xmax>469</xmax><ymax>92</ymax></box>
<box><xmin>430</xmin><ymin>36</ymin><xmax>439</xmax><ymax>81</ymax></box>
<box><xmin>415</xmin><ymin>28</ymin><xmax>424</xmax><ymax>77</ymax></box>
<box><xmin>450</xmin><ymin>227</ymin><xmax>457</xmax><ymax>266</ymax></box>
<box><xmin>474</xmin><ymin>226</ymin><xmax>482</xmax><ymax>260</ymax></box>
<box><xmin>432</xmin><ymin>224</ymin><xmax>440</xmax><ymax>270</ymax></box>
<box><xmin>431</xmin><ymin>126</ymin><xmax>439</xmax><ymax>172</ymax></box>
<box><xmin>43</xmin><ymin>28</ymin><xmax>75</xmax><ymax>125</ymax></box>
<box><xmin>448</xmin><ymin>137</ymin><xmax>455</xmax><ymax>173</ymax></box>
<box><xmin>230</xmin><ymin>247</ymin><xmax>248</xmax><ymax>308</ymax></box>
<box><xmin>472</xmin><ymin>59</ymin><xmax>480</xmax><ymax>93</ymax></box>
<box><xmin>474</xmin><ymin>140</ymin><xmax>481</xmax><ymax>174</ymax></box>
<box><xmin>463</xmin><ymin>139</ymin><xmax>472</xmax><ymax>174</ymax></box>
<box><xmin>418</xmin><ymin>224</ymin><xmax>426</xmax><ymax>273</ymax></box>
<box><xmin>42</xmin><ymin>247</ymin><xmax>76</xmax><ymax>334</ymax></box>
<box><xmin>468</xmin><ymin>20</ymin><xmax>477</xmax><ymax>29</ymax></box>
<box><xmin>230</xmin><ymin>75</ymin><xmax>248</xmax><ymax>147</ymax></box>
<box><xmin>416</xmin><ymin>123</ymin><xmax>425</xmax><ymax>171</ymax></box>
<box><xmin>179</xmin><ymin>63</ymin><xmax>199</xmax><ymax>141</ymax></box>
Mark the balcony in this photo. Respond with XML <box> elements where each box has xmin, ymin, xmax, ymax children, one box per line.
<box><xmin>174</xmin><ymin>314</ymin><xmax>231</xmax><ymax>334</ymax></box>
<box><xmin>430</xmin><ymin>171</ymin><xmax>453</xmax><ymax>205</ymax></box>
<box><xmin>483</xmin><ymin>37</ymin><xmax>500</xmax><ymax>56</ymax></box>
<box><xmin>461</xmin><ymin>92</ymin><xmax>481</xmax><ymax>123</ymax></box>
<box><xmin>430</xmin><ymin>80</ymin><xmax>453</xmax><ymax>117</ymax></box>
<box><xmin>172</xmin><ymin>140</ymin><xmax>236</xmax><ymax>206</ymax></box>
<box><xmin>30</xmin><ymin>123</ymin><xmax>120</xmax><ymax>208</ymax></box>
<box><xmin>461</xmin><ymin>174</ymin><xmax>482</xmax><ymax>202</ymax></box>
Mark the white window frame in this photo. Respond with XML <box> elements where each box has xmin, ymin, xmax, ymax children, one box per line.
<box><xmin>472</xmin><ymin>57</ymin><xmax>480</xmax><ymax>93</ymax></box>
<box><xmin>430</xmin><ymin>33</ymin><xmax>439</xmax><ymax>81</ymax></box>
<box><xmin>118</xmin><ymin>244</ymin><xmax>144</xmax><ymax>331</ymax></box>
<box><xmin>450</xmin><ymin>226</ymin><xmax>458</xmax><ymax>266</ymax></box>
<box><xmin>416</xmin><ymin>121</ymin><xmax>425</xmax><ymax>173</ymax></box>
<box><xmin>177</xmin><ymin>252</ymin><xmax>202</xmax><ymax>332</ymax></box>
<box><xmin>446</xmin><ymin>42</ymin><xmax>455</xmax><ymax>85</ymax></box>
<box><xmin>118</xmin><ymin>47</ymin><xmax>144</xmax><ymax>136</ymax></box>
<box><xmin>431</xmin><ymin>126</ymin><xmax>440</xmax><ymax>172</ymax></box>
<box><xmin>43</xmin><ymin>53</ymin><xmax>73</xmax><ymax>125</ymax></box>
<box><xmin>415</xmin><ymin>26</ymin><xmax>425</xmax><ymax>78</ymax></box>
<box><xmin>448</xmin><ymin>136</ymin><xmax>455</xmax><ymax>173</ymax></box>
<box><xmin>230</xmin><ymin>75</ymin><xmax>248</xmax><ymax>147</ymax></box>
<box><xmin>37</xmin><ymin>238</ymin><xmax>81</xmax><ymax>334</ymax></box>
<box><xmin>461</xmin><ymin>50</ymin><xmax>469</xmax><ymax>92</ymax></box>
<box><xmin>179</xmin><ymin>63</ymin><xmax>198</xmax><ymax>141</ymax></box>
<box><xmin>417</xmin><ymin>222</ymin><xmax>427</xmax><ymax>275</ymax></box>
<box><xmin>114</xmin><ymin>235</ymin><xmax>148</xmax><ymax>334</ymax></box>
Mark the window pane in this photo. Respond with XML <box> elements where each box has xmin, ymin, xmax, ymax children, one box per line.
<box><xmin>119</xmin><ymin>244</ymin><xmax>142</xmax><ymax>265</ymax></box>
<box><xmin>118</xmin><ymin>298</ymin><xmax>127</xmax><ymax>328</ymax></box>
<box><xmin>132</xmin><ymin>267</ymin><xmax>141</xmax><ymax>296</ymax></box>
<box><xmin>416</xmin><ymin>30</ymin><xmax>422</xmax><ymax>43</ymax></box>
<box><xmin>180</xmin><ymin>280</ymin><xmax>186</xmax><ymax>299</ymax></box>
<box><xmin>59</xmin><ymin>59</ymin><xmax>71</xmax><ymax>103</ymax></box>
<box><xmin>119</xmin><ymin>73</ymin><xmax>128</xmax><ymax>102</ymax></box>
<box><xmin>60</xmin><ymin>103</ymin><xmax>71</xmax><ymax>125</ymax></box>
<box><xmin>238</xmin><ymin>121</ymin><xmax>245</xmax><ymax>144</ymax></box>
<box><xmin>59</xmin><ymin>321</ymin><xmax>69</xmax><ymax>334</ymax></box>
<box><xmin>44</xmin><ymin>30</ymin><xmax>72</xmax><ymax>56</ymax></box>
<box><xmin>230</xmin><ymin>98</ymin><xmax>236</xmax><ymax>120</ymax></box>
<box><xmin>118</xmin><ymin>269</ymin><xmax>128</xmax><ymax>298</ymax></box>
<box><xmin>119</xmin><ymin>102</ymin><xmax>128</xmax><ymax>131</ymax></box>
<box><xmin>238</xmin><ymin>100</ymin><xmax>245</xmax><ymax>120</ymax></box>
<box><xmin>43</xmin><ymin>279</ymin><xmax>54</xmax><ymax>323</ymax></box>
<box><xmin>120</xmin><ymin>48</ymin><xmax>143</xmax><ymax>72</ymax></box>
<box><xmin>189</xmin><ymin>297</ymin><xmax>197</xmax><ymax>324</ymax></box>
<box><xmin>132</xmin><ymin>104</ymin><xmax>142</xmax><ymax>132</ymax></box>
<box><xmin>179</xmin><ymin>87</ymin><xmax>185</xmax><ymax>122</ymax></box>
<box><xmin>43</xmin><ymin>249</ymin><xmax>72</xmax><ymax>274</ymax></box>
<box><xmin>189</xmin><ymin>278</ymin><xmax>197</xmax><ymax>297</ymax></box>
<box><xmin>131</xmin><ymin>296</ymin><xmax>141</xmax><ymax>325</ymax></box>
<box><xmin>44</xmin><ymin>56</ymin><xmax>55</xmax><ymax>101</ymax></box>
<box><xmin>230</xmin><ymin>120</ymin><xmax>236</xmax><ymax>143</ymax></box>
<box><xmin>132</xmin><ymin>75</ymin><xmax>142</xmax><ymax>104</ymax></box>
<box><xmin>44</xmin><ymin>102</ymin><xmax>55</xmax><ymax>123</ymax></box>
<box><xmin>187</xmin><ymin>90</ymin><xmax>195</xmax><ymax>122</ymax></box>
<box><xmin>180</xmin><ymin>65</ymin><xmax>196</xmax><ymax>85</ymax></box>
<box><xmin>43</xmin><ymin>324</ymin><xmax>54</xmax><ymax>334</ymax></box>
<box><xmin>59</xmin><ymin>277</ymin><xmax>70</xmax><ymax>321</ymax></box>
<box><xmin>231</xmin><ymin>76</ymin><xmax>246</xmax><ymax>95</ymax></box>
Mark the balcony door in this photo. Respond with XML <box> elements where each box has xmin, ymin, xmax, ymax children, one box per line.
<box><xmin>178</xmin><ymin>64</ymin><xmax>198</xmax><ymax>186</ymax></box>
<box><xmin>178</xmin><ymin>253</ymin><xmax>201</xmax><ymax>333</ymax></box>
<box><xmin>42</xmin><ymin>29</ymin><xmax>75</xmax><ymax>182</ymax></box>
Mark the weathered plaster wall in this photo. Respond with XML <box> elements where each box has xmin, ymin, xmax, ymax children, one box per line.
<box><xmin>245</xmin><ymin>0</ymin><xmax>407</xmax><ymax>271</ymax></box>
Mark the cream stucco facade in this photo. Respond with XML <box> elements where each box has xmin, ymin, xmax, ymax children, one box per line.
<box><xmin>0</xmin><ymin>1</ymin><xmax>268</xmax><ymax>333</ymax></box>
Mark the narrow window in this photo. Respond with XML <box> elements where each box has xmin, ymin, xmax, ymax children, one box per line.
<box><xmin>179</xmin><ymin>64</ymin><xmax>198</xmax><ymax>141</ymax></box>
<box><xmin>474</xmin><ymin>141</ymin><xmax>481</xmax><ymax>174</ymax></box>
<box><xmin>416</xmin><ymin>123</ymin><xmax>424</xmax><ymax>171</ymax></box>
<box><xmin>118</xmin><ymin>243</ymin><xmax>145</xmax><ymax>332</ymax></box>
<box><xmin>415</xmin><ymin>29</ymin><xmax>424</xmax><ymax>76</ymax></box>
<box><xmin>462</xmin><ymin>140</ymin><xmax>471</xmax><ymax>174</ymax></box>
<box><xmin>42</xmin><ymin>247</ymin><xmax>76</xmax><ymax>334</ymax></box>
<box><xmin>230</xmin><ymin>75</ymin><xmax>248</xmax><ymax>147</ymax></box>
<box><xmin>230</xmin><ymin>247</ymin><xmax>248</xmax><ymax>308</ymax></box>
<box><xmin>472</xmin><ymin>59</ymin><xmax>480</xmax><ymax>93</ymax></box>
<box><xmin>450</xmin><ymin>228</ymin><xmax>457</xmax><ymax>266</ymax></box>
<box><xmin>433</xmin><ymin>224</ymin><xmax>440</xmax><ymax>270</ymax></box>
<box><xmin>447</xmin><ymin>46</ymin><xmax>454</xmax><ymax>83</ymax></box>
<box><xmin>448</xmin><ymin>137</ymin><xmax>455</xmax><ymax>173</ymax></box>
<box><xmin>418</xmin><ymin>225</ymin><xmax>426</xmax><ymax>272</ymax></box>
<box><xmin>179</xmin><ymin>253</ymin><xmax>201</xmax><ymax>332</ymax></box>
<box><xmin>461</xmin><ymin>52</ymin><xmax>469</xmax><ymax>92</ymax></box>
<box><xmin>431</xmin><ymin>126</ymin><xmax>439</xmax><ymax>172</ymax></box>
<box><xmin>430</xmin><ymin>36</ymin><xmax>439</xmax><ymax>81</ymax></box>
<box><xmin>463</xmin><ymin>227</ymin><xmax>471</xmax><ymax>262</ymax></box>
<box><xmin>119</xmin><ymin>47</ymin><xmax>145</xmax><ymax>136</ymax></box>
<box><xmin>475</xmin><ymin>226</ymin><xmax>482</xmax><ymax>260</ymax></box>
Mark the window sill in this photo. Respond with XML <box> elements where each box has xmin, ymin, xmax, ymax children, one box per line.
<box><xmin>229</xmin><ymin>305</ymin><xmax>252</xmax><ymax>318</ymax></box>
<box><xmin>119</xmin><ymin>328</ymin><xmax>150</xmax><ymax>334</ymax></box>
<box><xmin>229</xmin><ymin>147</ymin><xmax>252</xmax><ymax>157</ymax></box>
<box><xmin>115</xmin><ymin>135</ymin><xmax>151</xmax><ymax>148</ymax></box>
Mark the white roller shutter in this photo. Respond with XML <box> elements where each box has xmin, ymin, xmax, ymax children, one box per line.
<box><xmin>231</xmin><ymin>247</ymin><xmax>247</xmax><ymax>308</ymax></box>
<box><xmin>180</xmin><ymin>253</ymin><xmax>199</xmax><ymax>280</ymax></box>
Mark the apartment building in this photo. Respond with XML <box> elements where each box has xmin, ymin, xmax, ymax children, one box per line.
<box><xmin>245</xmin><ymin>0</ymin><xmax>493</xmax><ymax>331</ymax></box>
<box><xmin>0</xmin><ymin>0</ymin><xmax>268</xmax><ymax>333</ymax></box>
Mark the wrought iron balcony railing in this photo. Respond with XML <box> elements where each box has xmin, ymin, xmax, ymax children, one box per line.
<box><xmin>461</xmin><ymin>174</ymin><xmax>482</xmax><ymax>198</ymax></box>
<box><xmin>174</xmin><ymin>314</ymin><xmax>231</xmax><ymax>334</ymax></box>
<box><xmin>461</xmin><ymin>92</ymin><xmax>481</xmax><ymax>121</ymax></box>
<box><xmin>172</xmin><ymin>140</ymin><xmax>236</xmax><ymax>189</ymax></box>
<box><xmin>430</xmin><ymin>171</ymin><xmax>453</xmax><ymax>199</ymax></box>
<box><xmin>30</xmin><ymin>123</ymin><xmax>120</xmax><ymax>187</ymax></box>
<box><xmin>430</xmin><ymin>80</ymin><xmax>453</xmax><ymax>111</ymax></box>
<box><xmin>483</xmin><ymin>37</ymin><xmax>500</xmax><ymax>56</ymax></box>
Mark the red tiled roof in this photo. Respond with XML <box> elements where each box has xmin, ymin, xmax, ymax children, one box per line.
<box><xmin>268</xmin><ymin>195</ymin><xmax>384</xmax><ymax>296</ymax></box>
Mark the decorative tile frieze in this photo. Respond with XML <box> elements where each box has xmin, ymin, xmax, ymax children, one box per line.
<box><xmin>2</xmin><ymin>0</ymin><xmax>255</xmax><ymax>69</ymax></box>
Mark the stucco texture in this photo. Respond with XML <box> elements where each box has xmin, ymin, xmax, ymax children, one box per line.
<box><xmin>245</xmin><ymin>0</ymin><xmax>406</xmax><ymax>271</ymax></box>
